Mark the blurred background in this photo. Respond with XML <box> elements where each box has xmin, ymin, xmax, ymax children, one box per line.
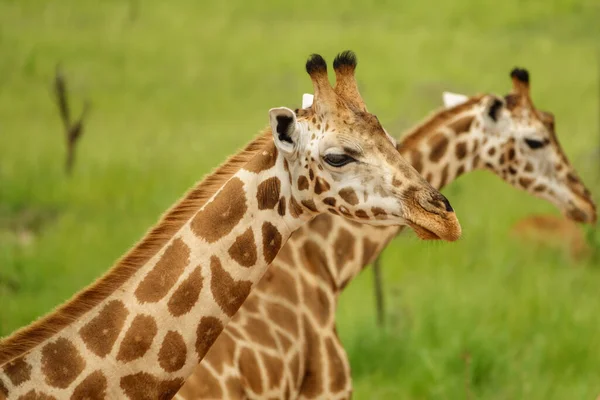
<box><xmin>1</xmin><ymin>0</ymin><xmax>599</xmax><ymax>398</ymax></box>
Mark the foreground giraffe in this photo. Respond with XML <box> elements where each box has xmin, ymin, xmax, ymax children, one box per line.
<box><xmin>176</xmin><ymin>68</ymin><xmax>597</xmax><ymax>400</ymax></box>
<box><xmin>0</xmin><ymin>52</ymin><xmax>462</xmax><ymax>399</ymax></box>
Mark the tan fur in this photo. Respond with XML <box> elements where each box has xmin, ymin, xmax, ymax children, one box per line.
<box><xmin>0</xmin><ymin>130</ymin><xmax>273</xmax><ymax>366</ymax></box>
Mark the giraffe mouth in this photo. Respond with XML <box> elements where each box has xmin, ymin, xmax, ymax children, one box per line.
<box><xmin>405</xmin><ymin>220</ymin><xmax>442</xmax><ymax>241</ymax></box>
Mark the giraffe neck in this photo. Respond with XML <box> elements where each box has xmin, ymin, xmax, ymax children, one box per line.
<box><xmin>397</xmin><ymin>96</ymin><xmax>486</xmax><ymax>190</ymax></box>
<box><xmin>0</xmin><ymin>133</ymin><xmax>310</xmax><ymax>399</ymax></box>
<box><xmin>331</xmin><ymin>98</ymin><xmax>486</xmax><ymax>289</ymax></box>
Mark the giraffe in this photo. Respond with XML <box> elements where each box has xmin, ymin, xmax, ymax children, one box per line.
<box><xmin>175</xmin><ymin>67</ymin><xmax>597</xmax><ymax>400</ymax></box>
<box><xmin>0</xmin><ymin>51</ymin><xmax>462</xmax><ymax>399</ymax></box>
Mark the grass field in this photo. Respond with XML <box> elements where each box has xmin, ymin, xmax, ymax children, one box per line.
<box><xmin>1</xmin><ymin>0</ymin><xmax>600</xmax><ymax>398</ymax></box>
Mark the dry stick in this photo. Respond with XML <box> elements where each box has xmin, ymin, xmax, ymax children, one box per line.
<box><xmin>372</xmin><ymin>255</ymin><xmax>385</xmax><ymax>327</ymax></box>
<box><xmin>54</xmin><ymin>65</ymin><xmax>89</xmax><ymax>176</ymax></box>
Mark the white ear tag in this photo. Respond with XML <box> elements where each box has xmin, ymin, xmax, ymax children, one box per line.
<box><xmin>302</xmin><ymin>93</ymin><xmax>314</xmax><ymax>109</ymax></box>
<box><xmin>442</xmin><ymin>91</ymin><xmax>469</xmax><ymax>108</ymax></box>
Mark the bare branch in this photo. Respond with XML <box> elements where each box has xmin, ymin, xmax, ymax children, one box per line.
<box><xmin>372</xmin><ymin>255</ymin><xmax>386</xmax><ymax>327</ymax></box>
<box><xmin>53</xmin><ymin>65</ymin><xmax>89</xmax><ymax>176</ymax></box>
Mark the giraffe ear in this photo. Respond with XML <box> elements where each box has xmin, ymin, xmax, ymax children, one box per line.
<box><xmin>302</xmin><ymin>93</ymin><xmax>314</xmax><ymax>109</ymax></box>
<box><xmin>442</xmin><ymin>92</ymin><xmax>469</xmax><ymax>108</ymax></box>
<box><xmin>269</xmin><ymin>107</ymin><xmax>300</xmax><ymax>155</ymax></box>
<box><xmin>486</xmin><ymin>97</ymin><xmax>504</xmax><ymax>122</ymax></box>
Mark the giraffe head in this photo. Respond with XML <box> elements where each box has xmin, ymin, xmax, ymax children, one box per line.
<box><xmin>269</xmin><ymin>51</ymin><xmax>461</xmax><ymax>241</ymax></box>
<box><xmin>443</xmin><ymin>68</ymin><xmax>596</xmax><ymax>224</ymax></box>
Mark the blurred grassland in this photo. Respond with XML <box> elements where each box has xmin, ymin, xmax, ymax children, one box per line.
<box><xmin>1</xmin><ymin>0</ymin><xmax>600</xmax><ymax>398</ymax></box>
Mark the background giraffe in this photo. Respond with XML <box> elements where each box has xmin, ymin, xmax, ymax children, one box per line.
<box><xmin>175</xmin><ymin>68</ymin><xmax>597</xmax><ymax>399</ymax></box>
<box><xmin>0</xmin><ymin>51</ymin><xmax>462</xmax><ymax>399</ymax></box>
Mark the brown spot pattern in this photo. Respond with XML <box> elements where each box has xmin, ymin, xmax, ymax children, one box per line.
<box><xmin>266</xmin><ymin>302</ymin><xmax>299</xmax><ymax>335</ymax></box>
<box><xmin>196</xmin><ymin>316</ymin><xmax>225</xmax><ymax>360</ymax></box>
<box><xmin>70</xmin><ymin>371</ymin><xmax>107</xmax><ymax>400</ymax></box>
<box><xmin>239</xmin><ymin>348</ymin><xmax>263</xmax><ymax>394</ymax></box>
<box><xmin>135</xmin><ymin>238</ymin><xmax>190</xmax><ymax>303</ymax></box>
<box><xmin>308</xmin><ymin>215</ymin><xmax>333</xmax><ymax>239</ymax></box>
<box><xmin>120</xmin><ymin>372</ymin><xmax>183</xmax><ymax>400</ymax></box>
<box><xmin>289</xmin><ymin>196</ymin><xmax>303</xmax><ymax>218</ymax></box>
<box><xmin>261</xmin><ymin>352</ymin><xmax>284</xmax><ymax>389</ymax></box>
<box><xmin>323</xmin><ymin>197</ymin><xmax>336</xmax><ymax>207</ymax></box>
<box><xmin>245</xmin><ymin>317</ymin><xmax>277</xmax><ymax>348</ymax></box>
<box><xmin>158</xmin><ymin>331</ymin><xmax>187</xmax><ymax>372</ymax></box>
<box><xmin>17</xmin><ymin>391</ymin><xmax>56</xmax><ymax>400</ymax></box>
<box><xmin>203</xmin><ymin>332</ymin><xmax>236</xmax><ymax>374</ymax></box>
<box><xmin>277</xmin><ymin>197</ymin><xmax>286</xmax><ymax>216</ymax></box>
<box><xmin>455</xmin><ymin>141</ymin><xmax>468</xmax><ymax>160</ymax></box>
<box><xmin>339</xmin><ymin>187</ymin><xmax>359</xmax><ymax>206</ymax></box>
<box><xmin>325</xmin><ymin>337</ymin><xmax>348</xmax><ymax>393</ymax></box>
<box><xmin>262</xmin><ymin>222</ymin><xmax>282</xmax><ymax>264</ymax></box>
<box><xmin>361</xmin><ymin>238</ymin><xmax>379</xmax><ymax>266</ymax></box>
<box><xmin>167</xmin><ymin>265</ymin><xmax>203</xmax><ymax>316</ymax></box>
<box><xmin>524</xmin><ymin>162</ymin><xmax>534</xmax><ymax>172</ymax></box>
<box><xmin>261</xmin><ymin>267</ymin><xmax>298</xmax><ymax>304</ymax></box>
<box><xmin>314</xmin><ymin>177</ymin><xmax>330</xmax><ymax>194</ymax></box>
<box><xmin>276</xmin><ymin>331</ymin><xmax>294</xmax><ymax>352</ymax></box>
<box><xmin>41</xmin><ymin>338</ymin><xmax>85</xmax><ymax>389</ymax></box>
<box><xmin>409</xmin><ymin>150</ymin><xmax>423</xmax><ymax>173</ymax></box>
<box><xmin>191</xmin><ymin>177</ymin><xmax>247</xmax><ymax>243</ymax></box>
<box><xmin>79</xmin><ymin>300</ymin><xmax>128</xmax><ymax>357</ymax></box>
<box><xmin>3</xmin><ymin>356</ymin><xmax>31</xmax><ymax>386</ymax></box>
<box><xmin>257</xmin><ymin>177</ymin><xmax>281</xmax><ymax>210</ymax></box>
<box><xmin>429</xmin><ymin>133</ymin><xmax>449</xmax><ymax>162</ymax></box>
<box><xmin>355</xmin><ymin>209</ymin><xmax>369</xmax><ymax>219</ymax></box>
<box><xmin>301</xmin><ymin>199</ymin><xmax>318</xmax><ymax>212</ymax></box>
<box><xmin>228</xmin><ymin>228</ymin><xmax>257</xmax><ymax>268</ymax></box>
<box><xmin>116</xmin><ymin>314</ymin><xmax>158</xmax><ymax>362</ymax></box>
<box><xmin>184</xmin><ymin>365</ymin><xmax>223</xmax><ymax>398</ymax></box>
<box><xmin>371</xmin><ymin>207</ymin><xmax>387</xmax><ymax>218</ymax></box>
<box><xmin>334</xmin><ymin>228</ymin><xmax>355</xmax><ymax>273</ymax></box>
<box><xmin>299</xmin><ymin>317</ymin><xmax>323</xmax><ymax>397</ymax></box>
<box><xmin>302</xmin><ymin>279</ymin><xmax>330</xmax><ymax>326</ymax></box>
<box><xmin>301</xmin><ymin>240</ymin><xmax>335</xmax><ymax>288</ymax></box>
<box><xmin>275</xmin><ymin>244</ymin><xmax>294</xmax><ymax>265</ymax></box>
<box><xmin>297</xmin><ymin>176</ymin><xmax>309</xmax><ymax>191</ymax></box>
<box><xmin>519</xmin><ymin>177</ymin><xmax>534</xmax><ymax>188</ymax></box>
<box><xmin>309</xmin><ymin>169</ymin><xmax>315</xmax><ymax>181</ymax></box>
<box><xmin>449</xmin><ymin>115</ymin><xmax>474</xmax><ymax>134</ymax></box>
<box><xmin>210</xmin><ymin>256</ymin><xmax>252</xmax><ymax>317</ymax></box>
<box><xmin>245</xmin><ymin>146</ymin><xmax>278</xmax><ymax>173</ymax></box>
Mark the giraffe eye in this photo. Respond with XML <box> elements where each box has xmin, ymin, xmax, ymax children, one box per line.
<box><xmin>525</xmin><ymin>138</ymin><xmax>545</xmax><ymax>150</ymax></box>
<box><xmin>323</xmin><ymin>153</ymin><xmax>356</xmax><ymax>167</ymax></box>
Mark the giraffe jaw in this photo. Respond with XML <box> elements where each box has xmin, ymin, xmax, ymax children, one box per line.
<box><xmin>405</xmin><ymin>221</ymin><xmax>442</xmax><ymax>241</ymax></box>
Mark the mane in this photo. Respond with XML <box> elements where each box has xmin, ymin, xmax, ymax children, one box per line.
<box><xmin>398</xmin><ymin>95</ymin><xmax>484</xmax><ymax>149</ymax></box>
<box><xmin>0</xmin><ymin>129</ymin><xmax>274</xmax><ymax>366</ymax></box>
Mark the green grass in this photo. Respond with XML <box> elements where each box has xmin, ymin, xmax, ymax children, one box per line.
<box><xmin>1</xmin><ymin>0</ymin><xmax>599</xmax><ymax>398</ymax></box>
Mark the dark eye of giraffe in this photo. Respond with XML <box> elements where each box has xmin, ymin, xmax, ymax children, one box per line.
<box><xmin>323</xmin><ymin>153</ymin><xmax>356</xmax><ymax>167</ymax></box>
<box><xmin>524</xmin><ymin>138</ymin><xmax>545</xmax><ymax>150</ymax></box>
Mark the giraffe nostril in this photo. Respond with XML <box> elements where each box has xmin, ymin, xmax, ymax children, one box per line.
<box><xmin>442</xmin><ymin>197</ymin><xmax>453</xmax><ymax>212</ymax></box>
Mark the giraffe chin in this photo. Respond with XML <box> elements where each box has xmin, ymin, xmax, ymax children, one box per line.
<box><xmin>406</xmin><ymin>221</ymin><xmax>442</xmax><ymax>241</ymax></box>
